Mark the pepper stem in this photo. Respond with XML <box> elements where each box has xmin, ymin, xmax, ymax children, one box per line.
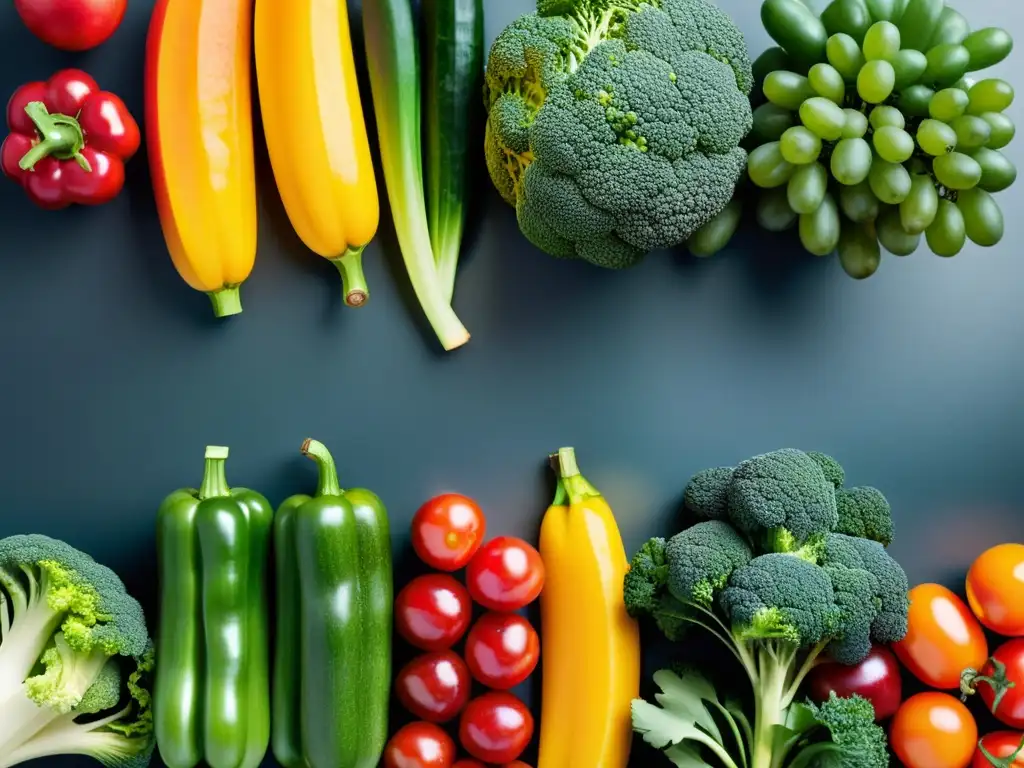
<box><xmin>301</xmin><ymin>439</ymin><xmax>342</xmax><ymax>497</ymax></box>
<box><xmin>199</xmin><ymin>446</ymin><xmax>231</xmax><ymax>500</ymax></box>
<box><xmin>550</xmin><ymin>447</ymin><xmax>602</xmax><ymax>505</ymax></box>
<box><xmin>18</xmin><ymin>102</ymin><xmax>92</xmax><ymax>172</ymax></box>
<box><xmin>208</xmin><ymin>285</ymin><xmax>243</xmax><ymax>317</ymax></box>
<box><xmin>329</xmin><ymin>246</ymin><xmax>369</xmax><ymax>308</ymax></box>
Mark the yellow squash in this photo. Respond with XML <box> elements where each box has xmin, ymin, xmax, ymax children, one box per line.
<box><xmin>254</xmin><ymin>0</ymin><xmax>380</xmax><ymax>307</ymax></box>
<box><xmin>538</xmin><ymin>447</ymin><xmax>641</xmax><ymax>768</ymax></box>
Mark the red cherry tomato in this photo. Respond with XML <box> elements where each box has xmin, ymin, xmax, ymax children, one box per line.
<box><xmin>466</xmin><ymin>537</ymin><xmax>545</xmax><ymax>611</ymax></box>
<box><xmin>464</xmin><ymin>612</ymin><xmax>540</xmax><ymax>690</ymax></box>
<box><xmin>459</xmin><ymin>692</ymin><xmax>534</xmax><ymax>763</ymax></box>
<box><xmin>395</xmin><ymin>651</ymin><xmax>471</xmax><ymax>723</ymax></box>
<box><xmin>973</xmin><ymin>731</ymin><xmax>1024</xmax><ymax>767</ymax></box>
<box><xmin>451</xmin><ymin>762</ymin><xmax>487</xmax><ymax>768</ymax></box>
<box><xmin>890</xmin><ymin>692</ymin><xmax>978</xmax><ymax>768</ymax></box>
<box><xmin>965</xmin><ymin>639</ymin><xmax>1024</xmax><ymax>729</ymax></box>
<box><xmin>14</xmin><ymin>0</ymin><xmax>127</xmax><ymax>51</ymax></box>
<box><xmin>395</xmin><ymin>574</ymin><xmax>473</xmax><ymax>651</ymax></box>
<box><xmin>383</xmin><ymin>721</ymin><xmax>456</xmax><ymax>768</ymax></box>
<box><xmin>806</xmin><ymin>645</ymin><xmax>902</xmax><ymax>721</ymax></box>
<box><xmin>967</xmin><ymin>544</ymin><xmax>1024</xmax><ymax>637</ymax></box>
<box><xmin>893</xmin><ymin>583</ymin><xmax>988</xmax><ymax>689</ymax></box>
<box><xmin>412</xmin><ymin>494</ymin><xmax>486</xmax><ymax>571</ymax></box>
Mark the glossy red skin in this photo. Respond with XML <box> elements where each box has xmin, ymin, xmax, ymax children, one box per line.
<box><xmin>976</xmin><ymin>640</ymin><xmax>1024</xmax><ymax>729</ymax></box>
<box><xmin>459</xmin><ymin>692</ymin><xmax>534</xmax><ymax>763</ymax></box>
<box><xmin>384</xmin><ymin>722</ymin><xmax>456</xmax><ymax>768</ymax></box>
<box><xmin>807</xmin><ymin>645</ymin><xmax>903</xmax><ymax>721</ymax></box>
<box><xmin>465</xmin><ymin>612</ymin><xmax>540</xmax><ymax>690</ymax></box>
<box><xmin>15</xmin><ymin>0</ymin><xmax>126</xmax><ymax>51</ymax></box>
<box><xmin>466</xmin><ymin>537</ymin><xmax>545</xmax><ymax>612</ymax></box>
<box><xmin>451</xmin><ymin>762</ymin><xmax>487</xmax><ymax>768</ymax></box>
<box><xmin>973</xmin><ymin>731</ymin><xmax>1024</xmax><ymax>767</ymax></box>
<box><xmin>395</xmin><ymin>574</ymin><xmax>473</xmax><ymax>651</ymax></box>
<box><xmin>412</xmin><ymin>494</ymin><xmax>486</xmax><ymax>571</ymax></box>
<box><xmin>395</xmin><ymin>651</ymin><xmax>472</xmax><ymax>724</ymax></box>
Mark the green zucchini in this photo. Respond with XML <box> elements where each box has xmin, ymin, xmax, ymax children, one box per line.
<box><xmin>761</xmin><ymin>0</ymin><xmax>828</xmax><ymax>69</ymax></box>
<box><xmin>423</xmin><ymin>0</ymin><xmax>484</xmax><ymax>303</ymax></box>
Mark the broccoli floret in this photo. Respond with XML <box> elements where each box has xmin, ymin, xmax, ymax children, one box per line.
<box><xmin>682</xmin><ymin>466</ymin><xmax>734</xmax><ymax>521</ymax></box>
<box><xmin>728</xmin><ymin>449</ymin><xmax>839</xmax><ymax>554</ymax></box>
<box><xmin>665</xmin><ymin>521</ymin><xmax>752</xmax><ymax>607</ymax></box>
<box><xmin>822</xmin><ymin>565</ymin><xmax>878</xmax><ymax>665</ymax></box>
<box><xmin>484</xmin><ymin>0</ymin><xmax>753</xmax><ymax>266</ymax></box>
<box><xmin>834</xmin><ymin>487</ymin><xmax>894</xmax><ymax>548</ymax></box>
<box><xmin>806</xmin><ymin>451</ymin><xmax>845</xmax><ymax>489</ymax></box>
<box><xmin>806</xmin><ymin>693</ymin><xmax>889</xmax><ymax>768</ymax></box>
<box><xmin>624</xmin><ymin>537</ymin><xmax>692</xmax><ymax>641</ymax></box>
<box><xmin>823</xmin><ymin>533</ymin><xmax>910</xmax><ymax>644</ymax></box>
<box><xmin>0</xmin><ymin>534</ymin><xmax>154</xmax><ymax>768</ymax></box>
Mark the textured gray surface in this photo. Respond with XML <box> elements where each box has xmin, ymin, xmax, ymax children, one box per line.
<box><xmin>1</xmin><ymin>0</ymin><xmax>1023</xmax><ymax>766</ymax></box>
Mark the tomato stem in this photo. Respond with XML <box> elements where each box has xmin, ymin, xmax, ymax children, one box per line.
<box><xmin>979</xmin><ymin>734</ymin><xmax>1024</xmax><ymax>768</ymax></box>
<box><xmin>961</xmin><ymin>658</ymin><xmax>1016</xmax><ymax>714</ymax></box>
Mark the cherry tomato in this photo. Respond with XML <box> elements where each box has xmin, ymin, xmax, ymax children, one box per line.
<box><xmin>967</xmin><ymin>544</ymin><xmax>1024</xmax><ymax>637</ymax></box>
<box><xmin>965</xmin><ymin>639</ymin><xmax>1024</xmax><ymax>729</ymax></box>
<box><xmin>383</xmin><ymin>721</ymin><xmax>456</xmax><ymax>768</ymax></box>
<box><xmin>395</xmin><ymin>651</ymin><xmax>471</xmax><ymax>723</ymax></box>
<box><xmin>451</xmin><ymin>762</ymin><xmax>487</xmax><ymax>768</ymax></box>
<box><xmin>893</xmin><ymin>583</ymin><xmax>988</xmax><ymax>689</ymax></box>
<box><xmin>465</xmin><ymin>612</ymin><xmax>540</xmax><ymax>690</ymax></box>
<box><xmin>412</xmin><ymin>494</ymin><xmax>487</xmax><ymax>571</ymax></box>
<box><xmin>807</xmin><ymin>645</ymin><xmax>902</xmax><ymax>721</ymax></box>
<box><xmin>466</xmin><ymin>537</ymin><xmax>545</xmax><ymax>611</ymax></box>
<box><xmin>395</xmin><ymin>574</ymin><xmax>473</xmax><ymax>651</ymax></box>
<box><xmin>890</xmin><ymin>692</ymin><xmax>978</xmax><ymax>768</ymax></box>
<box><xmin>973</xmin><ymin>731</ymin><xmax>1024</xmax><ymax>768</ymax></box>
<box><xmin>459</xmin><ymin>692</ymin><xmax>534</xmax><ymax>763</ymax></box>
<box><xmin>14</xmin><ymin>0</ymin><xmax>127</xmax><ymax>51</ymax></box>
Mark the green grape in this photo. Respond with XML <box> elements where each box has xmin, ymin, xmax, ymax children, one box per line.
<box><xmin>877</xmin><ymin>207</ymin><xmax>922</xmax><ymax>256</ymax></box>
<box><xmin>800</xmin><ymin>97</ymin><xmax>847</xmax><ymax>141</ymax></box>
<box><xmin>899</xmin><ymin>174</ymin><xmax>940</xmax><ymax>233</ymax></box>
<box><xmin>764</xmin><ymin>71</ymin><xmax>817</xmax><ymax>111</ymax></box>
<box><xmin>954</xmin><ymin>76</ymin><xmax>976</xmax><ymax>92</ymax></box>
<box><xmin>809</xmin><ymin>63</ymin><xmax>847</xmax><ymax>104</ymax></box>
<box><xmin>831</xmin><ymin>138</ymin><xmax>873</xmax><ymax>185</ymax></box>
<box><xmin>780</xmin><ymin>126</ymin><xmax>823</xmax><ymax>164</ymax></box>
<box><xmin>827</xmin><ymin>33</ymin><xmax>867</xmax><ymax>81</ymax></box>
<box><xmin>870</xmin><ymin>105</ymin><xmax>906</xmax><ymax>130</ymax></box>
<box><xmin>866</xmin><ymin>0</ymin><xmax>899</xmax><ymax>23</ymax></box>
<box><xmin>963</xmin><ymin>28</ymin><xmax>1014</xmax><ymax>72</ymax></box>
<box><xmin>842</xmin><ymin>109</ymin><xmax>869</xmax><ymax>138</ymax></box>
<box><xmin>898</xmin><ymin>85</ymin><xmax>935</xmax><ymax>117</ymax></box>
<box><xmin>928</xmin><ymin>88</ymin><xmax>970</xmax><ymax>122</ymax></box>
<box><xmin>957</xmin><ymin>188</ymin><xmax>1005</xmax><ymax>247</ymax></box>
<box><xmin>933</xmin><ymin>152</ymin><xmax>983</xmax><ymax>189</ymax></box>
<box><xmin>757</xmin><ymin>188</ymin><xmax>798</xmax><ymax>232</ymax></box>
<box><xmin>898</xmin><ymin>0</ymin><xmax>946</xmax><ymax>53</ymax></box>
<box><xmin>864</xmin><ymin>21</ymin><xmax>901</xmax><ymax>61</ymax></box>
<box><xmin>788</xmin><ymin>162</ymin><xmax>830</xmax><ymax>215</ymax></box>
<box><xmin>869</xmin><ymin>159</ymin><xmax>913</xmax><ymax>203</ymax></box>
<box><xmin>799</xmin><ymin>193</ymin><xmax>842</xmax><ymax>256</ymax></box>
<box><xmin>838</xmin><ymin>221</ymin><xmax>882</xmax><ymax>279</ymax></box>
<box><xmin>858</xmin><ymin>59</ymin><xmax>896</xmax><ymax>103</ymax></box>
<box><xmin>917</xmin><ymin>119</ymin><xmax>958</xmax><ymax>156</ymax></box>
<box><xmin>949</xmin><ymin>115</ymin><xmax>992</xmax><ymax>150</ymax></box>
<box><xmin>967</xmin><ymin>79</ymin><xmax>1015</xmax><ymax>115</ymax></box>
<box><xmin>926</xmin><ymin>199</ymin><xmax>967</xmax><ymax>257</ymax></box>
<box><xmin>980</xmin><ymin>113</ymin><xmax>1015</xmax><ymax>150</ymax></box>
<box><xmin>752</xmin><ymin>103</ymin><xmax>798</xmax><ymax>143</ymax></box>
<box><xmin>753</xmin><ymin>47</ymin><xmax>796</xmax><ymax>97</ymax></box>
<box><xmin>689</xmin><ymin>199</ymin><xmax>743</xmax><ymax>257</ymax></box>
<box><xmin>839</xmin><ymin>181</ymin><xmax>880</xmax><ymax>223</ymax></box>
<box><xmin>929</xmin><ymin>8</ymin><xmax>971</xmax><ymax>47</ymax></box>
<box><xmin>892</xmin><ymin>49</ymin><xmax>929</xmax><ymax>90</ymax></box>
<box><xmin>821</xmin><ymin>0</ymin><xmax>872</xmax><ymax>43</ymax></box>
<box><xmin>748</xmin><ymin>142</ymin><xmax>796</xmax><ymax>188</ymax></box>
<box><xmin>970</xmin><ymin>147</ymin><xmax>1018</xmax><ymax>192</ymax></box>
<box><xmin>873</xmin><ymin>126</ymin><xmax>915</xmax><ymax>163</ymax></box>
<box><xmin>922</xmin><ymin>43</ymin><xmax>971</xmax><ymax>88</ymax></box>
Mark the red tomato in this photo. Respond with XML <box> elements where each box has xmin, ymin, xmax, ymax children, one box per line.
<box><xmin>967</xmin><ymin>544</ymin><xmax>1024</xmax><ymax>637</ymax></box>
<box><xmin>966</xmin><ymin>639</ymin><xmax>1024</xmax><ymax>729</ymax></box>
<box><xmin>973</xmin><ymin>731</ymin><xmax>1024</xmax><ymax>767</ymax></box>
<box><xmin>14</xmin><ymin>0</ymin><xmax>126</xmax><ymax>51</ymax></box>
<box><xmin>451</xmin><ymin>762</ymin><xmax>486</xmax><ymax>768</ymax></box>
<box><xmin>395</xmin><ymin>574</ymin><xmax>473</xmax><ymax>651</ymax></box>
<box><xmin>464</xmin><ymin>612</ymin><xmax>540</xmax><ymax>690</ymax></box>
<box><xmin>890</xmin><ymin>692</ymin><xmax>978</xmax><ymax>768</ymax></box>
<box><xmin>807</xmin><ymin>645</ymin><xmax>902</xmax><ymax>721</ymax></box>
<box><xmin>383</xmin><ymin>721</ymin><xmax>456</xmax><ymax>768</ymax></box>
<box><xmin>395</xmin><ymin>651</ymin><xmax>471</xmax><ymax>723</ymax></box>
<box><xmin>459</xmin><ymin>692</ymin><xmax>534</xmax><ymax>763</ymax></box>
<box><xmin>412</xmin><ymin>494</ymin><xmax>486</xmax><ymax>571</ymax></box>
<box><xmin>893</xmin><ymin>583</ymin><xmax>988</xmax><ymax>689</ymax></box>
<box><xmin>466</xmin><ymin>537</ymin><xmax>545</xmax><ymax>611</ymax></box>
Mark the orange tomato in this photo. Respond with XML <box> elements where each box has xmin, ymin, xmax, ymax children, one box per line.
<box><xmin>890</xmin><ymin>692</ymin><xmax>978</xmax><ymax>768</ymax></box>
<box><xmin>967</xmin><ymin>543</ymin><xmax>1024</xmax><ymax>636</ymax></box>
<box><xmin>893</xmin><ymin>583</ymin><xmax>988</xmax><ymax>689</ymax></box>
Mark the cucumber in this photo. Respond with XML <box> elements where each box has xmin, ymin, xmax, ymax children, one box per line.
<box><xmin>762</xmin><ymin>0</ymin><xmax>828</xmax><ymax>68</ymax></box>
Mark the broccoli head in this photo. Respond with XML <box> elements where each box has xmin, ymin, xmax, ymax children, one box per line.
<box><xmin>834</xmin><ymin>487</ymin><xmax>894</xmax><ymax>548</ymax></box>
<box><xmin>682</xmin><ymin>466</ymin><xmax>734</xmax><ymax>521</ymax></box>
<box><xmin>806</xmin><ymin>451</ymin><xmax>846</xmax><ymax>489</ymax></box>
<box><xmin>665</xmin><ymin>521</ymin><xmax>752</xmax><ymax>607</ymax></box>
<box><xmin>624</xmin><ymin>537</ymin><xmax>692</xmax><ymax>641</ymax></box>
<box><xmin>805</xmin><ymin>693</ymin><xmax>889</xmax><ymax>768</ymax></box>
<box><xmin>484</xmin><ymin>0</ymin><xmax>753</xmax><ymax>268</ymax></box>
<box><xmin>822</xmin><ymin>565</ymin><xmax>878</xmax><ymax>665</ymax></box>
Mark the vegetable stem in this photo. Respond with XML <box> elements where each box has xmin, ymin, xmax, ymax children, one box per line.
<box><xmin>550</xmin><ymin>447</ymin><xmax>602</xmax><ymax>504</ymax></box>
<box><xmin>208</xmin><ymin>286</ymin><xmax>243</xmax><ymax>318</ymax></box>
<box><xmin>198</xmin><ymin>446</ymin><xmax>231</xmax><ymax>500</ymax></box>
<box><xmin>329</xmin><ymin>246</ymin><xmax>369</xmax><ymax>308</ymax></box>
<box><xmin>18</xmin><ymin>102</ymin><xmax>90</xmax><ymax>172</ymax></box>
<box><xmin>300</xmin><ymin>439</ymin><xmax>342</xmax><ymax>497</ymax></box>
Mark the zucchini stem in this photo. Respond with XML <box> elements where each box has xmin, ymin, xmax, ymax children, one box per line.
<box><xmin>330</xmin><ymin>246</ymin><xmax>369</xmax><ymax>308</ymax></box>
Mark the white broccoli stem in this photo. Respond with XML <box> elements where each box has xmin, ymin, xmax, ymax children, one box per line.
<box><xmin>0</xmin><ymin>689</ymin><xmax>60</xmax><ymax>757</ymax></box>
<box><xmin>0</xmin><ymin>703</ymin><xmax>133</xmax><ymax>768</ymax></box>
<box><xmin>0</xmin><ymin>599</ymin><xmax>62</xmax><ymax>708</ymax></box>
<box><xmin>751</xmin><ymin>645</ymin><xmax>793</xmax><ymax>768</ymax></box>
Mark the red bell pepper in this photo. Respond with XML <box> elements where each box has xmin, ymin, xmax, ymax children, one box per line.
<box><xmin>1</xmin><ymin>69</ymin><xmax>140</xmax><ymax>209</ymax></box>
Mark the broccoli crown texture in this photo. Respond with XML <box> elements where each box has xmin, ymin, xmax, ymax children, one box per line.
<box><xmin>834</xmin><ymin>487</ymin><xmax>894</xmax><ymax>548</ymax></box>
<box><xmin>806</xmin><ymin>451</ymin><xmax>846</xmax><ymax>489</ymax></box>
<box><xmin>807</xmin><ymin>693</ymin><xmax>890</xmax><ymax>768</ymax></box>
<box><xmin>623</xmin><ymin>537</ymin><xmax>692</xmax><ymax>641</ymax></box>
<box><xmin>682</xmin><ymin>466</ymin><xmax>734</xmax><ymax>521</ymax></box>
<box><xmin>665</xmin><ymin>520</ymin><xmax>752</xmax><ymax>607</ymax></box>
<box><xmin>484</xmin><ymin>0</ymin><xmax>753</xmax><ymax>268</ymax></box>
<box><xmin>822</xmin><ymin>565</ymin><xmax>879</xmax><ymax>665</ymax></box>
<box><xmin>822</xmin><ymin>533</ymin><xmax>909</xmax><ymax>644</ymax></box>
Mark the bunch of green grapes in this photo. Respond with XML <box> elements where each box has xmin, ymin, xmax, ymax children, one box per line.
<box><xmin>747</xmin><ymin>0</ymin><xmax>1016</xmax><ymax>278</ymax></box>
